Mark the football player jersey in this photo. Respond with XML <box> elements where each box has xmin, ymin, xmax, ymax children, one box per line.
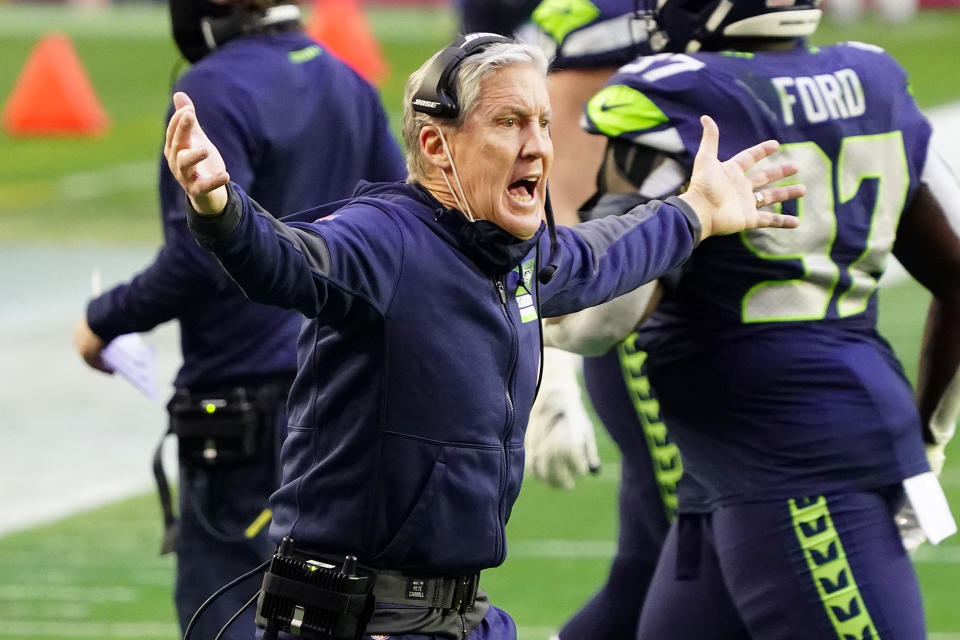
<box><xmin>584</xmin><ymin>42</ymin><xmax>933</xmax><ymax>506</ymax></box>
<box><xmin>531</xmin><ymin>0</ymin><xmax>651</xmax><ymax>69</ymax></box>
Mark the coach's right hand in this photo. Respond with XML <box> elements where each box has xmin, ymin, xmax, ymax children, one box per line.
<box><xmin>164</xmin><ymin>91</ymin><xmax>230</xmax><ymax>216</ymax></box>
<box><xmin>681</xmin><ymin>115</ymin><xmax>805</xmax><ymax>239</ymax></box>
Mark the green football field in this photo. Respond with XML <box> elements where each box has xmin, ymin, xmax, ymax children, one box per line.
<box><xmin>1</xmin><ymin>4</ymin><xmax>959</xmax><ymax>639</ymax></box>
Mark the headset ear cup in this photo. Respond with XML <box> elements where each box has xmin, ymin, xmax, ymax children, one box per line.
<box><xmin>410</xmin><ymin>33</ymin><xmax>513</xmax><ymax>119</ymax></box>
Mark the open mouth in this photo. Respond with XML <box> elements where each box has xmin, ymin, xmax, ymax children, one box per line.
<box><xmin>507</xmin><ymin>176</ymin><xmax>538</xmax><ymax>203</ymax></box>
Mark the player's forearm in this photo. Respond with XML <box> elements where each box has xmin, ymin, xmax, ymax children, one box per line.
<box><xmin>544</xmin><ymin>282</ymin><xmax>659</xmax><ymax>356</ymax></box>
<box><xmin>916</xmin><ymin>297</ymin><xmax>960</xmax><ymax>446</ymax></box>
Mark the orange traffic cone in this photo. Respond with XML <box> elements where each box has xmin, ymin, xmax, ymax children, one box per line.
<box><xmin>2</xmin><ymin>32</ymin><xmax>109</xmax><ymax>137</ymax></box>
<box><xmin>307</xmin><ymin>0</ymin><xmax>388</xmax><ymax>86</ymax></box>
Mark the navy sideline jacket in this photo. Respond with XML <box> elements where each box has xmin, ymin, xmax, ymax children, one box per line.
<box><xmin>188</xmin><ymin>180</ymin><xmax>701</xmax><ymax>575</ymax></box>
<box><xmin>86</xmin><ymin>31</ymin><xmax>406</xmax><ymax>390</ymax></box>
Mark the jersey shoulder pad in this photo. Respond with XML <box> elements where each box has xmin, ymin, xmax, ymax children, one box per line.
<box><xmin>532</xmin><ymin>0</ymin><xmax>651</xmax><ymax>69</ymax></box>
<box><xmin>584</xmin><ymin>53</ymin><xmax>719</xmax><ymax>152</ymax></box>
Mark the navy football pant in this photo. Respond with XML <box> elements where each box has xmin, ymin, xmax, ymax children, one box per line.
<box><xmin>175</xmin><ymin>383</ymin><xmax>288</xmax><ymax>640</ymax></box>
<box><xmin>637</xmin><ymin>488</ymin><xmax>925</xmax><ymax>640</ymax></box>
<box><xmin>559</xmin><ymin>341</ymin><xmax>679</xmax><ymax>640</ymax></box>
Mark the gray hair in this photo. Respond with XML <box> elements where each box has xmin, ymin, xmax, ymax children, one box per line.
<box><xmin>401</xmin><ymin>41</ymin><xmax>549</xmax><ymax>181</ymax></box>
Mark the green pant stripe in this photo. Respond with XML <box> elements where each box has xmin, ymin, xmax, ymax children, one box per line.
<box><xmin>789</xmin><ymin>496</ymin><xmax>880</xmax><ymax>640</ymax></box>
<box><xmin>617</xmin><ymin>335</ymin><xmax>681</xmax><ymax>520</ymax></box>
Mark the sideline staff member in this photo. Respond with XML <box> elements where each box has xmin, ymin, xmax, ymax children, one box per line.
<box><xmin>72</xmin><ymin>1</ymin><xmax>405</xmax><ymax>638</ymax></box>
<box><xmin>164</xmin><ymin>35</ymin><xmax>802</xmax><ymax>638</ymax></box>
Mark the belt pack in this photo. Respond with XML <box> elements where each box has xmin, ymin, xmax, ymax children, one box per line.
<box><xmin>153</xmin><ymin>384</ymin><xmax>276</xmax><ymax>554</ymax></box>
<box><xmin>257</xmin><ymin>538</ymin><xmax>376</xmax><ymax>640</ymax></box>
<box><xmin>168</xmin><ymin>387</ymin><xmax>262</xmax><ymax>464</ymax></box>
<box><xmin>256</xmin><ymin>538</ymin><xmax>480</xmax><ymax>640</ymax></box>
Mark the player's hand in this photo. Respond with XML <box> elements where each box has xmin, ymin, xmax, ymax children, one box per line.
<box><xmin>895</xmin><ymin>501</ymin><xmax>927</xmax><ymax>554</ymax></box>
<box><xmin>681</xmin><ymin>115</ymin><xmax>805</xmax><ymax>239</ymax></box>
<box><xmin>164</xmin><ymin>92</ymin><xmax>230</xmax><ymax>216</ymax></box>
<box><xmin>73</xmin><ymin>316</ymin><xmax>113</xmax><ymax>374</ymax></box>
<box><xmin>526</xmin><ymin>348</ymin><xmax>601</xmax><ymax>490</ymax></box>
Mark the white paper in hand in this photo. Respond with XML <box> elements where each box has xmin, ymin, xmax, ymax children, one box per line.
<box><xmin>101</xmin><ymin>333</ymin><xmax>159</xmax><ymax>403</ymax></box>
<box><xmin>903</xmin><ymin>472</ymin><xmax>957</xmax><ymax>545</ymax></box>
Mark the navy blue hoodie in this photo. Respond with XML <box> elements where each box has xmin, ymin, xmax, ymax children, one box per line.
<box><xmin>188</xmin><ymin>180</ymin><xmax>700</xmax><ymax>574</ymax></box>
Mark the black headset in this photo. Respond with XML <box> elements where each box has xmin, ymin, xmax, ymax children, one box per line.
<box><xmin>411</xmin><ymin>32</ymin><xmax>562</xmax><ymax>284</ymax></box>
<box><xmin>411</xmin><ymin>33</ymin><xmax>510</xmax><ymax>119</ymax></box>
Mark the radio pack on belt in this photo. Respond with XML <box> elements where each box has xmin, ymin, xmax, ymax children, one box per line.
<box><xmin>153</xmin><ymin>386</ymin><xmax>270</xmax><ymax>554</ymax></box>
<box><xmin>256</xmin><ymin>537</ymin><xmax>376</xmax><ymax>640</ymax></box>
<box><xmin>168</xmin><ymin>387</ymin><xmax>262</xmax><ymax>464</ymax></box>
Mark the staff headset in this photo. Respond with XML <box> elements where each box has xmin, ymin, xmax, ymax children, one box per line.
<box><xmin>411</xmin><ymin>33</ymin><xmax>563</xmax><ymax>285</ymax></box>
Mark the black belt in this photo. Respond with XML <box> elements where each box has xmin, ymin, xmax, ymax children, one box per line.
<box><xmin>372</xmin><ymin>570</ymin><xmax>480</xmax><ymax>613</ymax></box>
<box><xmin>288</xmin><ymin>548</ymin><xmax>481</xmax><ymax>614</ymax></box>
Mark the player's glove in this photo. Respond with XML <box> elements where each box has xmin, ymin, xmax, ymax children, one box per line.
<box><xmin>895</xmin><ymin>501</ymin><xmax>927</xmax><ymax>554</ymax></box>
<box><xmin>525</xmin><ymin>347</ymin><xmax>601</xmax><ymax>490</ymax></box>
<box><xmin>895</xmin><ymin>443</ymin><xmax>950</xmax><ymax>553</ymax></box>
<box><xmin>926</xmin><ymin>442</ymin><xmax>947</xmax><ymax>477</ymax></box>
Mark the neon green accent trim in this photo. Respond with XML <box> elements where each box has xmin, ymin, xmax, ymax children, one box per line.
<box><xmin>515</xmin><ymin>259</ymin><xmax>538</xmax><ymax>322</ymax></box>
<box><xmin>740</xmin><ymin>142</ymin><xmax>839</xmax><ymax>323</ymax></box>
<box><xmin>835</xmin><ymin>131</ymin><xmax>909</xmax><ymax>318</ymax></box>
<box><xmin>288</xmin><ymin>45</ymin><xmax>322</xmax><ymax>64</ymax></box>
<box><xmin>532</xmin><ymin>0</ymin><xmax>601</xmax><ymax>44</ymax></box>
<box><xmin>618</xmin><ymin>337</ymin><xmax>681</xmax><ymax>519</ymax></box>
<box><xmin>244</xmin><ymin>508</ymin><xmax>273</xmax><ymax>538</ymax></box>
<box><xmin>586</xmin><ymin>85</ymin><xmax>669</xmax><ymax>138</ymax></box>
<box><xmin>808</xmin><ymin>45</ymin><xmax>821</xmax><ymax>53</ymax></box>
<box><xmin>720</xmin><ymin>50</ymin><xmax>754</xmax><ymax>58</ymax></box>
<box><xmin>205</xmin><ymin>403</ymin><xmax>216</xmax><ymax>414</ymax></box>
<box><xmin>789</xmin><ymin>497</ymin><xmax>880</xmax><ymax>640</ymax></box>
<box><xmin>519</xmin><ymin>258</ymin><xmax>536</xmax><ymax>291</ymax></box>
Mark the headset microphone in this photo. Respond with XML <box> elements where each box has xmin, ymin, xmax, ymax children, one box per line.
<box><xmin>537</xmin><ymin>186</ymin><xmax>562</xmax><ymax>284</ymax></box>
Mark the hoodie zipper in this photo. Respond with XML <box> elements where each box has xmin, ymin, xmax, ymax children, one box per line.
<box><xmin>493</xmin><ymin>276</ymin><xmax>517</xmax><ymax>565</ymax></box>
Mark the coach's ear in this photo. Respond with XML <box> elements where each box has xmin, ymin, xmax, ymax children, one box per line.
<box><xmin>419</xmin><ymin>125</ymin><xmax>452</xmax><ymax>171</ymax></box>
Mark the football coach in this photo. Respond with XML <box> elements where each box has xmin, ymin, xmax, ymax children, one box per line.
<box><xmin>164</xmin><ymin>34</ymin><xmax>803</xmax><ymax>640</ymax></box>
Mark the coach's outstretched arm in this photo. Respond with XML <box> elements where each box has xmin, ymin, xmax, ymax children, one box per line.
<box><xmin>162</xmin><ymin>91</ymin><xmax>403</xmax><ymax>321</ymax></box>
<box><xmin>165</xmin><ymin>94</ymin><xmax>801</xmax><ymax>237</ymax></box>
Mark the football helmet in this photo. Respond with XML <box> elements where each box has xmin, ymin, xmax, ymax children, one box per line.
<box><xmin>642</xmin><ymin>0</ymin><xmax>823</xmax><ymax>53</ymax></box>
<box><xmin>169</xmin><ymin>0</ymin><xmax>301</xmax><ymax>63</ymax></box>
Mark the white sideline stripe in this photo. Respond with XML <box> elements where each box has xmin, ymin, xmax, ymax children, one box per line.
<box><xmin>0</xmin><ymin>621</ymin><xmax>177</xmax><ymax>638</ymax></box>
<box><xmin>508</xmin><ymin>539</ymin><xmax>960</xmax><ymax>563</ymax></box>
<box><xmin>516</xmin><ymin>626</ymin><xmax>558</xmax><ymax>640</ymax></box>
<box><xmin>0</xmin><ymin>585</ymin><xmax>138</xmax><ymax>602</ymax></box>
<box><xmin>56</xmin><ymin>161</ymin><xmax>156</xmax><ymax>203</ymax></box>
<box><xmin>509</xmin><ymin>539</ymin><xmax>616</xmax><ymax>559</ymax></box>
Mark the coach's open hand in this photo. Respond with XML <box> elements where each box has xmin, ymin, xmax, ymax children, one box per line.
<box><xmin>164</xmin><ymin>92</ymin><xmax>230</xmax><ymax>216</ymax></box>
<box><xmin>681</xmin><ymin>115</ymin><xmax>804</xmax><ymax>239</ymax></box>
